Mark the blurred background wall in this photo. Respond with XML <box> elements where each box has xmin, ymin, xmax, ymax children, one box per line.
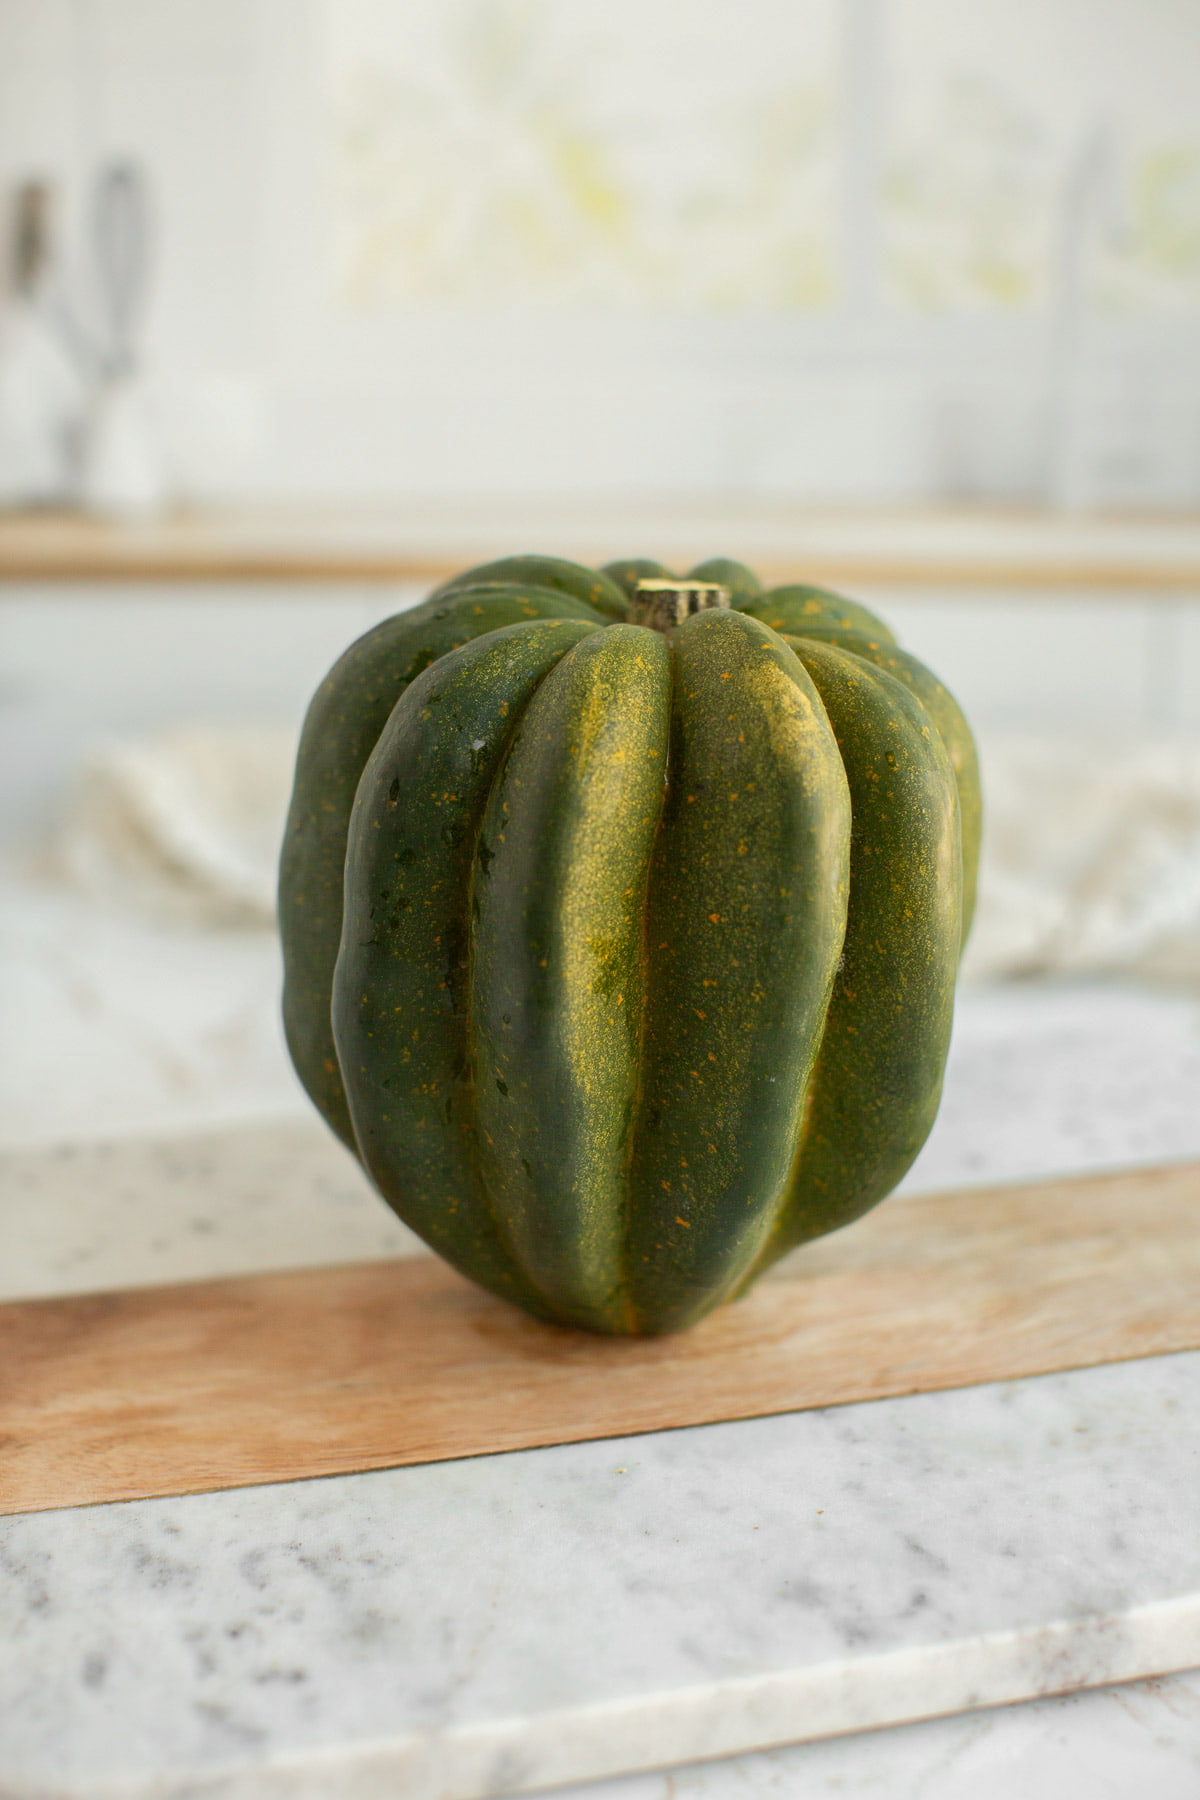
<box><xmin>1</xmin><ymin>0</ymin><xmax>1198</xmax><ymax>511</ymax></box>
<box><xmin>3</xmin><ymin>0</ymin><xmax>1200</xmax><ymax>1160</ymax></box>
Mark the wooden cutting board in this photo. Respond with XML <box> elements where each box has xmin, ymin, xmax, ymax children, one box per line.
<box><xmin>3</xmin><ymin>1160</ymin><xmax>1199</xmax><ymax>1517</ymax></box>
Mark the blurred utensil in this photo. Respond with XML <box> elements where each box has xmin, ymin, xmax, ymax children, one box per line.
<box><xmin>0</xmin><ymin>180</ymin><xmax>82</xmax><ymax>507</ymax></box>
<box><xmin>91</xmin><ymin>160</ymin><xmax>150</xmax><ymax>379</ymax></box>
<box><xmin>77</xmin><ymin>158</ymin><xmax>167</xmax><ymax>518</ymax></box>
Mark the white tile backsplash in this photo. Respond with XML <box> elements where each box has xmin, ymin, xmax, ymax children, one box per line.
<box><xmin>3</xmin><ymin>0</ymin><xmax>1198</xmax><ymax>509</ymax></box>
<box><xmin>1176</xmin><ymin>604</ymin><xmax>1200</xmax><ymax>734</ymax></box>
<box><xmin>0</xmin><ymin>582</ymin><xmax>425</xmax><ymax>842</ymax></box>
<box><xmin>87</xmin><ymin>0</ymin><xmax>258</xmax><ymax>73</ymax></box>
<box><xmin>0</xmin><ymin>1</ymin><xmax>78</xmax><ymax>179</ymax></box>
<box><xmin>865</xmin><ymin>590</ymin><xmax>1165</xmax><ymax>732</ymax></box>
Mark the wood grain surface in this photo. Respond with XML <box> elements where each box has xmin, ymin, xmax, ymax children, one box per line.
<box><xmin>4</xmin><ymin>506</ymin><xmax>1200</xmax><ymax>588</ymax></box>
<box><xmin>3</xmin><ymin>1160</ymin><xmax>1199</xmax><ymax>1516</ymax></box>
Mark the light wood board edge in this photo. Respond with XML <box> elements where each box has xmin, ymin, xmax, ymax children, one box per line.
<box><xmin>3</xmin><ymin>1160</ymin><xmax>1199</xmax><ymax>1516</ymax></box>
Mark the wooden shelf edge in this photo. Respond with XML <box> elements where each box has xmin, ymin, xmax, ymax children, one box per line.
<box><xmin>3</xmin><ymin>553</ymin><xmax>1200</xmax><ymax>590</ymax></box>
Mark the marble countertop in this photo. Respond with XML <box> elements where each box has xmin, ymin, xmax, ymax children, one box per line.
<box><xmin>3</xmin><ymin>977</ymin><xmax>1200</xmax><ymax>1797</ymax></box>
<box><xmin>3</xmin><ymin>1358</ymin><xmax>1199</xmax><ymax>1800</ymax></box>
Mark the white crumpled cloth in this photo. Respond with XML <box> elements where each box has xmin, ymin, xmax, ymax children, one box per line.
<box><xmin>962</xmin><ymin>733</ymin><xmax>1200</xmax><ymax>985</ymax></box>
<box><xmin>57</xmin><ymin>724</ymin><xmax>298</xmax><ymax>928</ymax></box>
<box><xmin>51</xmin><ymin>722</ymin><xmax>1200</xmax><ymax>983</ymax></box>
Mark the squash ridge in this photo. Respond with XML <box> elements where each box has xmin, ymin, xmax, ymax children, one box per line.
<box><xmin>751</xmin><ymin>639</ymin><xmax>962</xmax><ymax>1275</ymax></box>
<box><xmin>334</xmin><ymin>618</ymin><xmax>599</xmax><ymax>1317</ymax></box>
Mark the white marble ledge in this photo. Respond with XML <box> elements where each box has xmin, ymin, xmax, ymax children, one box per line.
<box><xmin>549</xmin><ymin>1669</ymin><xmax>1200</xmax><ymax>1800</ymax></box>
<box><xmin>2</xmin><ymin>1353</ymin><xmax>1199</xmax><ymax>1800</ymax></box>
<box><xmin>0</xmin><ymin>1116</ymin><xmax>421</xmax><ymax>1304</ymax></box>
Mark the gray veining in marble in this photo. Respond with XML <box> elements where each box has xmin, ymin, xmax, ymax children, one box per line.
<box><xmin>3</xmin><ymin>1353</ymin><xmax>1199</xmax><ymax>1798</ymax></box>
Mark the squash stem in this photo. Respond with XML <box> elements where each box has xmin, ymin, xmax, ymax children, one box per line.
<box><xmin>628</xmin><ymin>580</ymin><xmax>731</xmax><ymax>633</ymax></box>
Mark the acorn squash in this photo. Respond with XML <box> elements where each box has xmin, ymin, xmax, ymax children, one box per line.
<box><xmin>279</xmin><ymin>555</ymin><xmax>979</xmax><ymax>1334</ymax></box>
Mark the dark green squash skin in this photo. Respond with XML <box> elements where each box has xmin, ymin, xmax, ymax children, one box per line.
<box><xmin>742</xmin><ymin>584</ymin><xmax>897</xmax><ymax>644</ymax></box>
<box><xmin>332</xmin><ymin>618</ymin><xmax>602</xmax><ymax>1316</ymax></box>
<box><xmin>279</xmin><ymin>555</ymin><xmax>976</xmax><ymax>1334</ymax></box>
<box><xmin>279</xmin><ymin>581</ymin><xmax>608</xmax><ymax>1146</ymax></box>
<box><xmin>622</xmin><ymin>612</ymin><xmax>851</xmax><ymax>1333</ymax></box>
<box><xmin>471</xmin><ymin>625</ymin><xmax>674</xmax><ymax>1333</ymax></box>
<box><xmin>686</xmin><ymin>558</ymin><xmax>765</xmax><ymax>604</ymax></box>
<box><xmin>601</xmin><ymin>557</ymin><xmax>674</xmax><ymax>598</ymax></box>
<box><xmin>740</xmin><ymin>642</ymin><xmax>962</xmax><ymax>1282</ymax></box>
<box><xmin>432</xmin><ymin>553</ymin><xmax>629</xmax><ymax>620</ymax></box>
<box><xmin>779</xmin><ymin>628</ymin><xmax>981</xmax><ymax>944</ymax></box>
